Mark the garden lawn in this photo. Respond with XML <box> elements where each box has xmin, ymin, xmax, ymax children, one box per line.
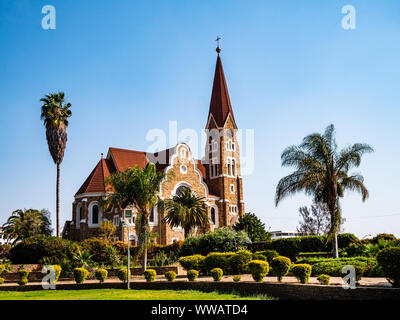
<box><xmin>0</xmin><ymin>289</ymin><xmax>275</xmax><ymax>300</ymax></box>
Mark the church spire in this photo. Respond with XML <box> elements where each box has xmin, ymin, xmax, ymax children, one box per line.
<box><xmin>207</xmin><ymin>42</ymin><xmax>236</xmax><ymax>128</ymax></box>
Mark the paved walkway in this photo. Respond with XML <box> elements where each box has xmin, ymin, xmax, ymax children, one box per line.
<box><xmin>1</xmin><ymin>275</ymin><xmax>392</xmax><ymax>288</ymax></box>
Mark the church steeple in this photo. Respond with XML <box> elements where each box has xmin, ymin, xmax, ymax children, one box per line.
<box><xmin>207</xmin><ymin>46</ymin><xmax>237</xmax><ymax>129</ymax></box>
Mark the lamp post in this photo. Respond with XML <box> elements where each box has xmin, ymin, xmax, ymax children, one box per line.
<box><xmin>121</xmin><ymin>217</ymin><xmax>131</xmax><ymax>289</ymax></box>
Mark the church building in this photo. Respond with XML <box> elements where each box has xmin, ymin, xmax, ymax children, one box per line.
<box><xmin>62</xmin><ymin>46</ymin><xmax>245</xmax><ymax>244</ymax></box>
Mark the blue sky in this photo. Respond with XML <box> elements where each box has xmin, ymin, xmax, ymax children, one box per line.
<box><xmin>0</xmin><ymin>0</ymin><xmax>399</xmax><ymax>238</ymax></box>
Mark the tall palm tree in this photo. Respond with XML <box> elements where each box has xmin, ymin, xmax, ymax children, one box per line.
<box><xmin>275</xmin><ymin>124</ymin><xmax>373</xmax><ymax>258</ymax></box>
<box><xmin>40</xmin><ymin>92</ymin><xmax>72</xmax><ymax>238</ymax></box>
<box><xmin>162</xmin><ymin>187</ymin><xmax>208</xmax><ymax>238</ymax></box>
<box><xmin>103</xmin><ymin>163</ymin><xmax>165</xmax><ymax>271</ymax></box>
<box><xmin>1</xmin><ymin>209</ymin><xmax>53</xmax><ymax>244</ymax></box>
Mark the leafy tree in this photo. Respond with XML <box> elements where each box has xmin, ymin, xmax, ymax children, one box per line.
<box><xmin>161</xmin><ymin>187</ymin><xmax>208</xmax><ymax>238</ymax></box>
<box><xmin>297</xmin><ymin>202</ymin><xmax>346</xmax><ymax>236</ymax></box>
<box><xmin>102</xmin><ymin>163</ymin><xmax>165</xmax><ymax>271</ymax></box>
<box><xmin>40</xmin><ymin>92</ymin><xmax>72</xmax><ymax>237</ymax></box>
<box><xmin>233</xmin><ymin>212</ymin><xmax>270</xmax><ymax>242</ymax></box>
<box><xmin>275</xmin><ymin>124</ymin><xmax>373</xmax><ymax>258</ymax></box>
<box><xmin>1</xmin><ymin>209</ymin><xmax>53</xmax><ymax>244</ymax></box>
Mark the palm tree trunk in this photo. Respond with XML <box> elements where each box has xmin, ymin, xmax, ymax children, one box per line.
<box><xmin>332</xmin><ymin>233</ymin><xmax>339</xmax><ymax>258</ymax></box>
<box><xmin>56</xmin><ymin>163</ymin><xmax>60</xmax><ymax>238</ymax></box>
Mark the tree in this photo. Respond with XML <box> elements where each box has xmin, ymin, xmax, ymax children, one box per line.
<box><xmin>275</xmin><ymin>124</ymin><xmax>373</xmax><ymax>258</ymax></box>
<box><xmin>99</xmin><ymin>221</ymin><xmax>116</xmax><ymax>244</ymax></box>
<box><xmin>233</xmin><ymin>212</ymin><xmax>271</xmax><ymax>242</ymax></box>
<box><xmin>297</xmin><ymin>202</ymin><xmax>346</xmax><ymax>236</ymax></box>
<box><xmin>1</xmin><ymin>209</ymin><xmax>53</xmax><ymax>244</ymax></box>
<box><xmin>40</xmin><ymin>92</ymin><xmax>72</xmax><ymax>238</ymax></box>
<box><xmin>102</xmin><ymin>163</ymin><xmax>165</xmax><ymax>271</ymax></box>
<box><xmin>161</xmin><ymin>187</ymin><xmax>208</xmax><ymax>239</ymax></box>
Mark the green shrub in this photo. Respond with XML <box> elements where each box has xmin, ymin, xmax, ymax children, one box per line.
<box><xmin>53</xmin><ymin>265</ymin><xmax>62</xmax><ymax>283</ymax></box>
<box><xmin>376</xmin><ymin>247</ymin><xmax>400</xmax><ymax>288</ymax></box>
<box><xmin>18</xmin><ymin>270</ymin><xmax>29</xmax><ymax>286</ymax></box>
<box><xmin>8</xmin><ymin>235</ymin><xmax>79</xmax><ymax>264</ymax></box>
<box><xmin>187</xmin><ymin>269</ymin><xmax>199</xmax><ymax>282</ymax></box>
<box><xmin>0</xmin><ymin>265</ymin><xmax>5</xmax><ymax>276</ymax></box>
<box><xmin>204</xmin><ymin>252</ymin><xmax>233</xmax><ymax>274</ymax></box>
<box><xmin>344</xmin><ymin>243</ymin><xmax>370</xmax><ymax>257</ymax></box>
<box><xmin>233</xmin><ymin>275</ymin><xmax>241</xmax><ymax>282</ymax></box>
<box><xmin>95</xmin><ymin>269</ymin><xmax>108</xmax><ymax>283</ymax></box>
<box><xmin>229</xmin><ymin>250</ymin><xmax>253</xmax><ymax>274</ymax></box>
<box><xmin>165</xmin><ymin>271</ymin><xmax>176</xmax><ymax>282</ymax></box>
<box><xmin>73</xmin><ymin>268</ymin><xmax>89</xmax><ymax>284</ymax></box>
<box><xmin>247</xmin><ymin>260</ymin><xmax>269</xmax><ymax>282</ymax></box>
<box><xmin>0</xmin><ymin>277</ymin><xmax>4</xmax><ymax>285</ymax></box>
<box><xmin>117</xmin><ymin>268</ymin><xmax>130</xmax><ymax>283</ymax></box>
<box><xmin>271</xmin><ymin>256</ymin><xmax>291</xmax><ymax>282</ymax></box>
<box><xmin>317</xmin><ymin>274</ymin><xmax>330</xmax><ymax>285</ymax></box>
<box><xmin>291</xmin><ymin>264</ymin><xmax>312</xmax><ymax>284</ymax></box>
<box><xmin>255</xmin><ymin>250</ymin><xmax>278</xmax><ymax>264</ymax></box>
<box><xmin>178</xmin><ymin>255</ymin><xmax>205</xmax><ymax>272</ymax></box>
<box><xmin>210</xmin><ymin>268</ymin><xmax>223</xmax><ymax>281</ymax></box>
<box><xmin>252</xmin><ymin>253</ymin><xmax>267</xmax><ymax>261</ymax></box>
<box><xmin>178</xmin><ymin>227</ymin><xmax>251</xmax><ymax>257</ymax></box>
<box><xmin>311</xmin><ymin>260</ymin><xmax>367</xmax><ymax>278</ymax></box>
<box><xmin>144</xmin><ymin>269</ymin><xmax>157</xmax><ymax>282</ymax></box>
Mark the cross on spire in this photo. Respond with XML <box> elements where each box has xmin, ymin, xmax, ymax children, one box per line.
<box><xmin>216</xmin><ymin>36</ymin><xmax>221</xmax><ymax>54</ymax></box>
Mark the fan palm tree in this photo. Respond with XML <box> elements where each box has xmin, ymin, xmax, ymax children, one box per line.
<box><xmin>103</xmin><ymin>163</ymin><xmax>165</xmax><ymax>271</ymax></box>
<box><xmin>40</xmin><ymin>92</ymin><xmax>72</xmax><ymax>238</ymax></box>
<box><xmin>161</xmin><ymin>187</ymin><xmax>208</xmax><ymax>238</ymax></box>
<box><xmin>275</xmin><ymin>124</ymin><xmax>373</xmax><ymax>258</ymax></box>
<box><xmin>1</xmin><ymin>209</ymin><xmax>52</xmax><ymax>244</ymax></box>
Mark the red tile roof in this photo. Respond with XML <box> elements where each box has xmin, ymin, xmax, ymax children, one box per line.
<box><xmin>208</xmin><ymin>55</ymin><xmax>236</xmax><ymax>128</ymax></box>
<box><xmin>108</xmin><ymin>147</ymin><xmax>149</xmax><ymax>172</ymax></box>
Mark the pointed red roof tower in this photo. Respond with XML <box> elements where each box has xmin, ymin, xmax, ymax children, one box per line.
<box><xmin>207</xmin><ymin>46</ymin><xmax>237</xmax><ymax>129</ymax></box>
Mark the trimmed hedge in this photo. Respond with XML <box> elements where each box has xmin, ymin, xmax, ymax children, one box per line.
<box><xmin>377</xmin><ymin>247</ymin><xmax>400</xmax><ymax>288</ymax></box>
<box><xmin>228</xmin><ymin>250</ymin><xmax>253</xmax><ymax>274</ymax></box>
<box><xmin>117</xmin><ymin>268</ymin><xmax>130</xmax><ymax>283</ymax></box>
<box><xmin>233</xmin><ymin>275</ymin><xmax>241</xmax><ymax>282</ymax></box>
<box><xmin>187</xmin><ymin>270</ymin><xmax>199</xmax><ymax>282</ymax></box>
<box><xmin>255</xmin><ymin>250</ymin><xmax>278</xmax><ymax>264</ymax></box>
<box><xmin>144</xmin><ymin>269</ymin><xmax>157</xmax><ymax>282</ymax></box>
<box><xmin>204</xmin><ymin>252</ymin><xmax>234</xmax><ymax>274</ymax></box>
<box><xmin>317</xmin><ymin>274</ymin><xmax>330</xmax><ymax>285</ymax></box>
<box><xmin>210</xmin><ymin>268</ymin><xmax>223</xmax><ymax>281</ymax></box>
<box><xmin>95</xmin><ymin>269</ymin><xmax>108</xmax><ymax>283</ymax></box>
<box><xmin>271</xmin><ymin>256</ymin><xmax>291</xmax><ymax>282</ymax></box>
<box><xmin>18</xmin><ymin>270</ymin><xmax>29</xmax><ymax>286</ymax></box>
<box><xmin>178</xmin><ymin>255</ymin><xmax>205</xmax><ymax>273</ymax></box>
<box><xmin>73</xmin><ymin>268</ymin><xmax>89</xmax><ymax>284</ymax></box>
<box><xmin>165</xmin><ymin>271</ymin><xmax>176</xmax><ymax>282</ymax></box>
<box><xmin>291</xmin><ymin>264</ymin><xmax>312</xmax><ymax>284</ymax></box>
<box><xmin>247</xmin><ymin>260</ymin><xmax>269</xmax><ymax>282</ymax></box>
<box><xmin>311</xmin><ymin>260</ymin><xmax>368</xmax><ymax>278</ymax></box>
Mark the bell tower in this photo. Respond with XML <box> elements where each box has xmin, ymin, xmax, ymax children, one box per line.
<box><xmin>204</xmin><ymin>41</ymin><xmax>244</xmax><ymax>227</ymax></box>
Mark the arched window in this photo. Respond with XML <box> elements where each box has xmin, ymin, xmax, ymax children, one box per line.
<box><xmin>92</xmin><ymin>205</ymin><xmax>99</xmax><ymax>224</ymax></box>
<box><xmin>232</xmin><ymin>159</ymin><xmax>236</xmax><ymax>176</ymax></box>
<box><xmin>76</xmin><ymin>204</ymin><xmax>83</xmax><ymax>229</ymax></box>
<box><xmin>210</xmin><ymin>206</ymin><xmax>218</xmax><ymax>227</ymax></box>
<box><xmin>176</xmin><ymin>185</ymin><xmax>190</xmax><ymax>196</ymax></box>
<box><xmin>211</xmin><ymin>208</ymin><xmax>216</xmax><ymax>225</ymax></box>
<box><xmin>88</xmin><ymin>202</ymin><xmax>102</xmax><ymax>227</ymax></box>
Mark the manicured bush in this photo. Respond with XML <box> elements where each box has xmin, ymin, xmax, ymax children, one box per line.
<box><xmin>204</xmin><ymin>252</ymin><xmax>233</xmax><ymax>274</ymax></box>
<box><xmin>178</xmin><ymin>255</ymin><xmax>205</xmax><ymax>272</ymax></box>
<box><xmin>95</xmin><ymin>269</ymin><xmax>108</xmax><ymax>283</ymax></box>
<box><xmin>210</xmin><ymin>268</ymin><xmax>223</xmax><ymax>281</ymax></box>
<box><xmin>271</xmin><ymin>256</ymin><xmax>291</xmax><ymax>282</ymax></box>
<box><xmin>117</xmin><ymin>268</ymin><xmax>130</xmax><ymax>283</ymax></box>
<box><xmin>376</xmin><ymin>247</ymin><xmax>400</xmax><ymax>288</ymax></box>
<box><xmin>0</xmin><ymin>278</ymin><xmax>4</xmax><ymax>285</ymax></box>
<box><xmin>0</xmin><ymin>265</ymin><xmax>5</xmax><ymax>276</ymax></box>
<box><xmin>233</xmin><ymin>275</ymin><xmax>241</xmax><ymax>282</ymax></box>
<box><xmin>187</xmin><ymin>269</ymin><xmax>199</xmax><ymax>282</ymax></box>
<box><xmin>291</xmin><ymin>264</ymin><xmax>312</xmax><ymax>284</ymax></box>
<box><xmin>144</xmin><ymin>269</ymin><xmax>157</xmax><ymax>282</ymax></box>
<box><xmin>18</xmin><ymin>269</ymin><xmax>29</xmax><ymax>286</ymax></box>
<box><xmin>52</xmin><ymin>265</ymin><xmax>62</xmax><ymax>283</ymax></box>
<box><xmin>311</xmin><ymin>260</ymin><xmax>367</xmax><ymax>278</ymax></box>
<box><xmin>255</xmin><ymin>250</ymin><xmax>279</xmax><ymax>264</ymax></box>
<box><xmin>247</xmin><ymin>260</ymin><xmax>269</xmax><ymax>282</ymax></box>
<box><xmin>178</xmin><ymin>227</ymin><xmax>251</xmax><ymax>257</ymax></box>
<box><xmin>317</xmin><ymin>274</ymin><xmax>330</xmax><ymax>285</ymax></box>
<box><xmin>252</xmin><ymin>253</ymin><xmax>267</xmax><ymax>261</ymax></box>
<box><xmin>73</xmin><ymin>268</ymin><xmax>89</xmax><ymax>284</ymax></box>
<box><xmin>229</xmin><ymin>250</ymin><xmax>253</xmax><ymax>274</ymax></box>
<box><xmin>165</xmin><ymin>271</ymin><xmax>176</xmax><ymax>282</ymax></box>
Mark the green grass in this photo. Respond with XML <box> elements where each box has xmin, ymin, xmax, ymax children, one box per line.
<box><xmin>0</xmin><ymin>289</ymin><xmax>275</xmax><ymax>300</ymax></box>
